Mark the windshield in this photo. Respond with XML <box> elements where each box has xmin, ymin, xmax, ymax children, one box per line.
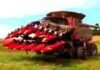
<box><xmin>42</xmin><ymin>17</ymin><xmax>68</xmax><ymax>25</ymax></box>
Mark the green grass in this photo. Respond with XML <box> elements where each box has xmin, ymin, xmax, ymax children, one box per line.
<box><xmin>0</xmin><ymin>41</ymin><xmax>100</xmax><ymax>70</ymax></box>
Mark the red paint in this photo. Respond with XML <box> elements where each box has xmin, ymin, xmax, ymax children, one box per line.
<box><xmin>42</xmin><ymin>41</ymin><xmax>65</xmax><ymax>53</ymax></box>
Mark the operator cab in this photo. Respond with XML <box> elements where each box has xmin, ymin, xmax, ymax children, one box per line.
<box><xmin>46</xmin><ymin>11</ymin><xmax>85</xmax><ymax>27</ymax></box>
<box><xmin>41</xmin><ymin>17</ymin><xmax>68</xmax><ymax>25</ymax></box>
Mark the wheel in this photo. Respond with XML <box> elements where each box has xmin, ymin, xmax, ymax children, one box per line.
<box><xmin>67</xmin><ymin>46</ymin><xmax>75</xmax><ymax>58</ymax></box>
<box><xmin>76</xmin><ymin>46</ymin><xmax>88</xmax><ymax>59</ymax></box>
<box><xmin>89</xmin><ymin>43</ymin><xmax>97</xmax><ymax>56</ymax></box>
<box><xmin>63</xmin><ymin>44</ymin><xmax>75</xmax><ymax>58</ymax></box>
<box><xmin>56</xmin><ymin>45</ymin><xmax>75</xmax><ymax>58</ymax></box>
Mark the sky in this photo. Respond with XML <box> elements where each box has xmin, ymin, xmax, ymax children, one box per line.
<box><xmin>0</xmin><ymin>0</ymin><xmax>100</xmax><ymax>38</ymax></box>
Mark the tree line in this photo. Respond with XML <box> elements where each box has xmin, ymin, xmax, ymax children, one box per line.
<box><xmin>92</xmin><ymin>23</ymin><xmax>100</xmax><ymax>35</ymax></box>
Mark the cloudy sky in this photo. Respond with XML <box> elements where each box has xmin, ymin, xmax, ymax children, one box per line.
<box><xmin>0</xmin><ymin>0</ymin><xmax>100</xmax><ymax>38</ymax></box>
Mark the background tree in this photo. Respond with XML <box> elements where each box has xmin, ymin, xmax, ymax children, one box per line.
<box><xmin>92</xmin><ymin>23</ymin><xmax>100</xmax><ymax>35</ymax></box>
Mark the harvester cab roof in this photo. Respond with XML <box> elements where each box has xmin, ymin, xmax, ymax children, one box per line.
<box><xmin>47</xmin><ymin>11</ymin><xmax>85</xmax><ymax>20</ymax></box>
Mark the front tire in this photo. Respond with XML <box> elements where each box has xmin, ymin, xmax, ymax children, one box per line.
<box><xmin>76</xmin><ymin>46</ymin><xmax>88</xmax><ymax>59</ymax></box>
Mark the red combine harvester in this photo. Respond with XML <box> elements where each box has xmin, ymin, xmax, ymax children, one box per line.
<box><xmin>3</xmin><ymin>11</ymin><xmax>98</xmax><ymax>59</ymax></box>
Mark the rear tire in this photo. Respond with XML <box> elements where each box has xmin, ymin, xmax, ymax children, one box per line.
<box><xmin>89</xmin><ymin>43</ymin><xmax>97</xmax><ymax>56</ymax></box>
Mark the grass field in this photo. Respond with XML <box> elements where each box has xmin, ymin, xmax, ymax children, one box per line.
<box><xmin>0</xmin><ymin>41</ymin><xmax>100</xmax><ymax>70</ymax></box>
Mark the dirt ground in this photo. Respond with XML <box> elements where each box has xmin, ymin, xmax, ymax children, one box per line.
<box><xmin>92</xmin><ymin>35</ymin><xmax>100</xmax><ymax>42</ymax></box>
<box><xmin>0</xmin><ymin>38</ymin><xmax>4</xmax><ymax>43</ymax></box>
